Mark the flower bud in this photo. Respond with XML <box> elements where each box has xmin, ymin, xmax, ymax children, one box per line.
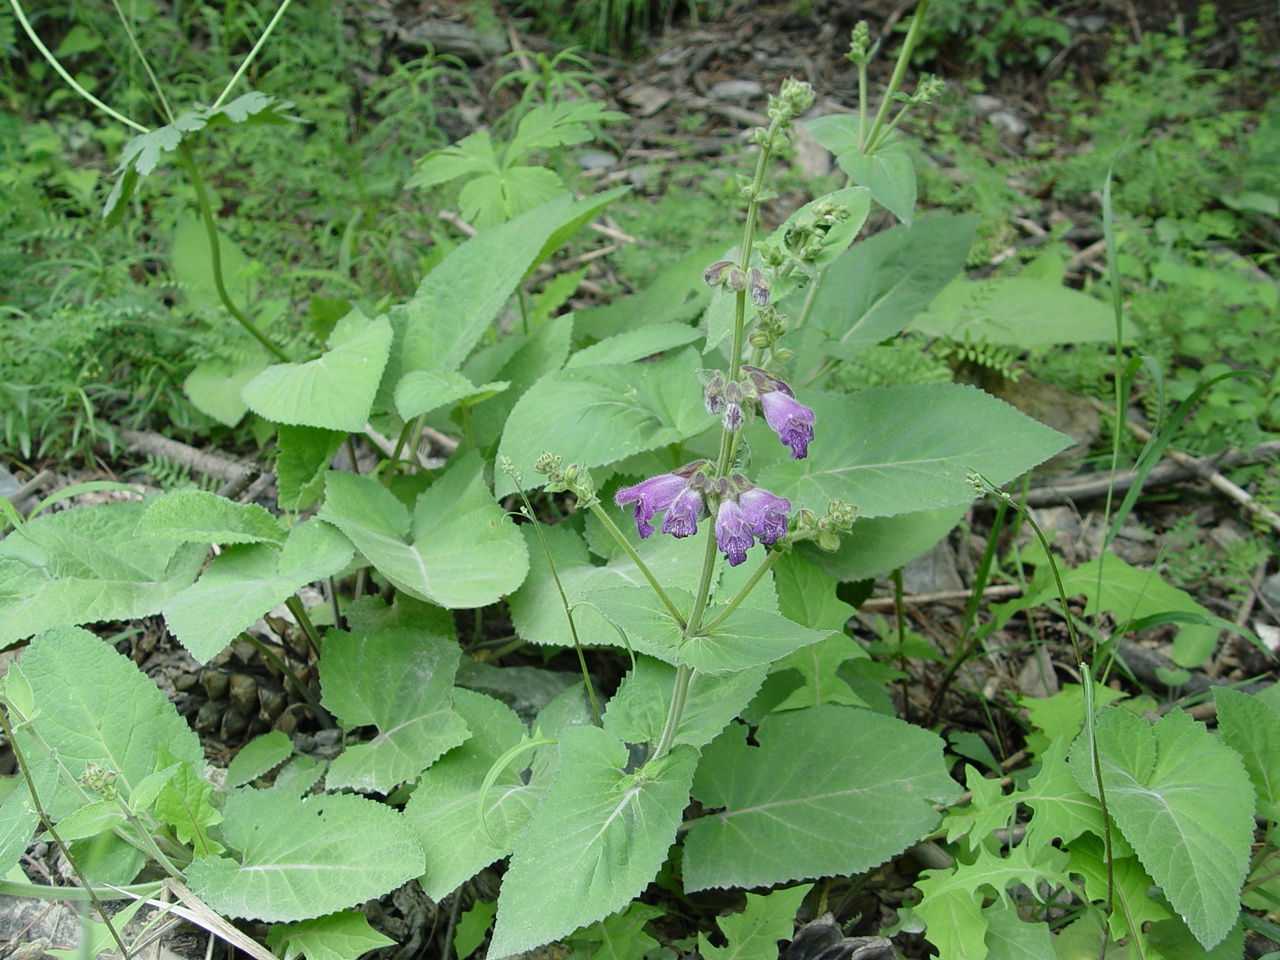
<box><xmin>704</xmin><ymin>372</ymin><xmax>726</xmax><ymax>415</ymax></box>
<box><xmin>749</xmin><ymin>267</ymin><xmax>770</xmax><ymax>307</ymax></box>
<box><xmin>725</xmin><ymin>267</ymin><xmax>747</xmax><ymax>292</ymax></box>
<box><xmin>702</xmin><ymin>260</ymin><xmax>735</xmax><ymax>287</ymax></box>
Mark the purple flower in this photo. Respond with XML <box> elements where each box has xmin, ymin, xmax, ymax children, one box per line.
<box><xmin>615</xmin><ymin>464</ymin><xmax>707</xmax><ymax>539</ymax></box>
<box><xmin>715</xmin><ymin>499</ymin><xmax>755</xmax><ymax>566</ymax></box>
<box><xmin>662</xmin><ymin>486</ymin><xmax>704</xmax><ymax>538</ymax></box>
<box><xmin>739</xmin><ymin>487</ymin><xmax>791</xmax><ymax>544</ymax></box>
<box><xmin>760</xmin><ymin>389</ymin><xmax>815</xmax><ymax>459</ymax></box>
<box><xmin>614</xmin><ymin>473</ymin><xmax>687</xmax><ymax>538</ymax></box>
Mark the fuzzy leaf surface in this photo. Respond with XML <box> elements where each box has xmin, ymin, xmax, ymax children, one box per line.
<box><xmin>913</xmin><ymin>276</ymin><xmax>1127</xmax><ymax>346</ymax></box>
<box><xmin>15</xmin><ymin>627</ymin><xmax>202</xmax><ymax>796</ymax></box>
<box><xmin>138</xmin><ymin>489</ymin><xmax>284</xmax><ymax>544</ymax></box>
<box><xmin>1213</xmin><ymin>687</ymin><xmax>1280</xmax><ymax>822</ymax></box>
<box><xmin>684</xmin><ymin>705</ymin><xmax>957</xmax><ymax>890</ymax></box>
<box><xmin>494</xmin><ymin>350</ymin><xmax>710</xmax><ymax>496</ymax></box>
<box><xmin>758</xmin><ymin>384</ymin><xmax>1069</xmax><ymax>518</ymax></box>
<box><xmin>404</xmin><ymin>690</ymin><xmax>543</xmax><ymax>899</ymax></box>
<box><xmin>242</xmin><ymin>312</ymin><xmax>391</xmax><ymax>431</ymax></box>
<box><xmin>487</xmin><ymin>726</ymin><xmax>697</xmax><ymax>958</ymax></box>
<box><xmin>1069</xmin><ymin>707</ymin><xmax>1252</xmax><ymax>948</ymax></box>
<box><xmin>185</xmin><ymin>789</ymin><xmax>425</xmax><ymax>922</ymax></box>
<box><xmin>266</xmin><ymin>911</ymin><xmax>395</xmax><ymax>960</ymax></box>
<box><xmin>162</xmin><ymin>520</ymin><xmax>353</xmax><ymax>663</ymax></box>
<box><xmin>0</xmin><ymin>501</ymin><xmax>204</xmax><ymax>643</ymax></box>
<box><xmin>320</xmin><ymin>627</ymin><xmax>468</xmax><ymax>793</ymax></box>
<box><xmin>320</xmin><ymin>453</ymin><xmax>527</xmax><ymax>608</ymax></box>
<box><xmin>588</xmin><ymin>585</ymin><xmax>827</xmax><ymax>673</ymax></box>
<box><xmin>698</xmin><ymin>884</ymin><xmax>811</xmax><ymax>960</ymax></box>
<box><xmin>805</xmin><ymin>214</ymin><xmax>977</xmax><ymax>354</ymax></box>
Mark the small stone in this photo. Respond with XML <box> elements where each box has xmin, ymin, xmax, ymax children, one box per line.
<box><xmin>708</xmin><ymin>79</ymin><xmax>764</xmax><ymax>101</ymax></box>
<box><xmin>576</xmin><ymin>150</ymin><xmax>617</xmax><ymax>171</ymax></box>
<box><xmin>990</xmin><ymin>110</ymin><xmax>1027</xmax><ymax>138</ymax></box>
<box><xmin>195</xmin><ymin>700</ymin><xmax>223</xmax><ymax>735</ymax></box>
<box><xmin>969</xmin><ymin>94</ymin><xmax>1003</xmax><ymax>114</ymax></box>
<box><xmin>200</xmin><ymin>668</ymin><xmax>229</xmax><ymax>701</ymax></box>
<box><xmin>229</xmin><ymin>673</ymin><xmax>259</xmax><ymax>714</ymax></box>
<box><xmin>1260</xmin><ymin>572</ymin><xmax>1280</xmax><ymax>611</ymax></box>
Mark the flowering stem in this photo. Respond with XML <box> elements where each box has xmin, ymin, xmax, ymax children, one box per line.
<box><xmin>863</xmin><ymin>0</ymin><xmax>931</xmax><ymax>154</ymax></box>
<box><xmin>659</xmin><ymin>111</ymin><xmax>789</xmax><ymax>759</ymax></box>
<box><xmin>701</xmin><ymin>549</ymin><xmax>785</xmax><ymax>633</ymax></box>
<box><xmin>587</xmin><ymin>502</ymin><xmax>686</xmax><ymax>629</ymax></box>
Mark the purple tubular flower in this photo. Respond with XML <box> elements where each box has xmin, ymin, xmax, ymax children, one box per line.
<box><xmin>715</xmin><ymin>499</ymin><xmax>755</xmax><ymax>566</ymax></box>
<box><xmin>615</xmin><ymin>473</ymin><xmax>688</xmax><ymax>538</ymax></box>
<box><xmin>738</xmin><ymin>487</ymin><xmax>791</xmax><ymax>544</ymax></box>
<box><xmin>662</xmin><ymin>486</ymin><xmax>703</xmax><ymax>538</ymax></box>
<box><xmin>760</xmin><ymin>389</ymin><xmax>816</xmax><ymax>459</ymax></box>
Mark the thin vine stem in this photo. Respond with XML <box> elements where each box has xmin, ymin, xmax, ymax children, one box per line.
<box><xmin>212</xmin><ymin>0</ymin><xmax>297</xmax><ymax>109</ymax></box>
<box><xmin>8</xmin><ymin>0</ymin><xmax>148</xmax><ymax>132</ymax></box>
<box><xmin>109</xmin><ymin>0</ymin><xmax>174</xmax><ymax>124</ymax></box>
<box><xmin>178</xmin><ymin>145</ymin><xmax>290</xmax><ymax>361</ymax></box>
<box><xmin>701</xmin><ymin>549</ymin><xmax>784</xmax><ymax>633</ymax></box>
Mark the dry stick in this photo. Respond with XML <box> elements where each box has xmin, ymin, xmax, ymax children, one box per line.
<box><xmin>1090</xmin><ymin>398</ymin><xmax>1280</xmax><ymax>535</ymax></box>
<box><xmin>120</xmin><ymin>430</ymin><xmax>252</xmax><ymax>486</ymax></box>
<box><xmin>860</xmin><ymin>583</ymin><xmax>1023</xmax><ymax>612</ymax></box>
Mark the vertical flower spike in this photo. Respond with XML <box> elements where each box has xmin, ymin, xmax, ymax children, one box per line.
<box><xmin>759</xmin><ymin>388</ymin><xmax>816</xmax><ymax>459</ymax></box>
<box><xmin>715</xmin><ymin>498</ymin><xmax>755</xmax><ymax>567</ymax></box>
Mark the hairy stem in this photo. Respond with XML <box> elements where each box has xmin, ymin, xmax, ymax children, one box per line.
<box><xmin>587</xmin><ymin>501</ymin><xmax>686</xmax><ymax>628</ymax></box>
<box><xmin>862</xmin><ymin>0</ymin><xmax>931</xmax><ymax>153</ymax></box>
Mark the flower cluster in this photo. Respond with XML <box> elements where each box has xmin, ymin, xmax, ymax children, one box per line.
<box><xmin>615</xmin><ymin>466</ymin><xmax>794</xmax><ymax>567</ymax></box>
<box><xmin>705</xmin><ymin>366</ymin><xmax>816</xmax><ymax>460</ymax></box>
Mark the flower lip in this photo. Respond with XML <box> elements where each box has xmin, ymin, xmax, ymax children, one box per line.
<box><xmin>738</xmin><ymin>486</ymin><xmax>791</xmax><ymax>544</ymax></box>
<box><xmin>715</xmin><ymin>499</ymin><xmax>754</xmax><ymax>567</ymax></box>
<box><xmin>614</xmin><ymin>462</ymin><xmax>708</xmax><ymax>539</ymax></box>
<box><xmin>760</xmin><ymin>389</ymin><xmax>815</xmax><ymax>459</ymax></box>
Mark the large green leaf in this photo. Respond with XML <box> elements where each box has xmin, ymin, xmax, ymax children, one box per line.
<box><xmin>242</xmin><ymin>312</ymin><xmax>392</xmax><ymax>431</ymax></box>
<box><xmin>487</xmin><ymin>726</ymin><xmax>697</xmax><ymax>958</ymax></box>
<box><xmin>14</xmin><ymin>627</ymin><xmax>203</xmax><ymax>797</ymax></box>
<box><xmin>588</xmin><ymin>584</ymin><xmax>827</xmax><ymax>673</ymax></box>
<box><xmin>185</xmin><ymin>789</ymin><xmax>425</xmax><ymax>922</ymax></box>
<box><xmin>386</xmin><ymin>194</ymin><xmax>578</xmax><ymax>389</ymax></box>
<box><xmin>757</xmin><ymin>385</ymin><xmax>1069</xmax><ymax>518</ymax></box>
<box><xmin>403</xmin><ymin>689</ymin><xmax>544</xmax><ymax>899</ymax></box>
<box><xmin>0</xmin><ymin>501</ymin><xmax>204</xmax><ymax>643</ymax></box>
<box><xmin>162</xmin><ymin>520</ymin><xmax>353</xmax><ymax>664</ymax></box>
<box><xmin>603</xmin><ymin>656</ymin><xmax>768</xmax><ymax>749</ymax></box>
<box><xmin>683</xmin><ymin>705</ymin><xmax>958</xmax><ymax>890</ymax></box>
<box><xmin>266</xmin><ymin>911</ymin><xmax>395</xmax><ymax>960</ymax></box>
<box><xmin>1213</xmin><ymin>687</ymin><xmax>1280</xmax><ymax>822</ymax></box>
<box><xmin>138</xmin><ymin>489</ymin><xmax>285</xmax><ymax>545</ymax></box>
<box><xmin>699</xmin><ymin>884</ymin><xmax>812</xmax><ymax>960</ymax></box>
<box><xmin>183</xmin><ymin>353</ymin><xmax>268</xmax><ymax>427</ymax></box>
<box><xmin>320</xmin><ymin>627</ymin><xmax>468</xmax><ymax>793</ymax></box>
<box><xmin>1070</xmin><ymin>707</ymin><xmax>1253</xmax><ymax>949</ymax></box>
<box><xmin>393</xmin><ymin>370</ymin><xmax>508</xmax><ymax>421</ymax></box>
<box><xmin>276</xmin><ymin>425</ymin><xmax>346</xmax><ymax>512</ymax></box>
<box><xmin>494</xmin><ymin>349</ymin><xmax>711</xmax><ymax>497</ymax></box>
<box><xmin>319</xmin><ymin>453</ymin><xmax>528</xmax><ymax>608</ymax></box>
<box><xmin>565</xmin><ymin>323</ymin><xmax>702</xmax><ymax>368</ymax></box>
<box><xmin>804</xmin><ymin>215</ymin><xmax>977</xmax><ymax>356</ymax></box>
<box><xmin>913</xmin><ymin>276</ymin><xmax>1127</xmax><ymax>347</ymax></box>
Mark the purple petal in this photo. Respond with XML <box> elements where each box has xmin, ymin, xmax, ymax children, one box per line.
<box><xmin>661</xmin><ymin>488</ymin><xmax>703</xmax><ymax>538</ymax></box>
<box><xmin>715</xmin><ymin>499</ymin><xmax>754</xmax><ymax>567</ymax></box>
<box><xmin>738</xmin><ymin>487</ymin><xmax>791</xmax><ymax>544</ymax></box>
<box><xmin>615</xmin><ymin>473</ymin><xmax>687</xmax><ymax>535</ymax></box>
<box><xmin>760</xmin><ymin>390</ymin><xmax>816</xmax><ymax>459</ymax></box>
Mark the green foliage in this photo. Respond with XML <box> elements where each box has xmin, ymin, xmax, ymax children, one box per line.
<box><xmin>910</xmin><ymin>0</ymin><xmax>1070</xmax><ymax>76</ymax></box>
<box><xmin>408</xmin><ymin>100</ymin><xmax>625</xmax><ymax>227</ymax></box>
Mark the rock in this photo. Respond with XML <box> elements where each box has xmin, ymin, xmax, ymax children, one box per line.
<box><xmin>708</xmin><ymin>79</ymin><xmax>764</xmax><ymax>101</ymax></box>
<box><xmin>575</xmin><ymin>150</ymin><xmax>617</xmax><ymax>171</ymax></box>
<box><xmin>902</xmin><ymin>538</ymin><xmax>963</xmax><ymax>596</ymax></box>
<box><xmin>969</xmin><ymin>94</ymin><xmax>1003</xmax><ymax>114</ymax></box>
<box><xmin>990</xmin><ymin>110</ymin><xmax>1028</xmax><ymax>138</ymax></box>
<box><xmin>619</xmin><ymin>84</ymin><xmax>673</xmax><ymax>117</ymax></box>
<box><xmin>1261</xmin><ymin>571</ymin><xmax>1280</xmax><ymax>611</ymax></box>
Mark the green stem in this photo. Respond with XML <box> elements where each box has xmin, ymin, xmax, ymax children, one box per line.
<box><xmin>285</xmin><ymin>594</ymin><xmax>324</xmax><ymax>660</ymax></box>
<box><xmin>701</xmin><ymin>549</ymin><xmax>784</xmax><ymax>633</ymax></box>
<box><xmin>212</xmin><ymin>0</ymin><xmax>297</xmax><ymax>109</ymax></box>
<box><xmin>870</xmin><ymin>102</ymin><xmax>916</xmax><ymax>154</ymax></box>
<box><xmin>239</xmin><ymin>632</ymin><xmax>333</xmax><ymax>728</ymax></box>
<box><xmin>587</xmin><ymin>501</ymin><xmax>686</xmax><ymax>628</ymax></box>
<box><xmin>178</xmin><ymin>145</ymin><xmax>290</xmax><ymax>361</ymax></box>
<box><xmin>0</xmin><ymin>705</ymin><xmax>130</xmax><ymax>958</ymax></box>
<box><xmin>658</xmin><ymin>110</ymin><xmax>788</xmax><ymax>759</ymax></box>
<box><xmin>110</xmin><ymin>0</ymin><xmax>174</xmax><ymax>123</ymax></box>
<box><xmin>651</xmin><ymin>663</ymin><xmax>693</xmax><ymax>760</ymax></box>
<box><xmin>112</xmin><ymin>794</ymin><xmax>187</xmax><ymax>877</ymax></box>
<box><xmin>862</xmin><ymin>0</ymin><xmax>931</xmax><ymax>152</ymax></box>
<box><xmin>9</xmin><ymin>0</ymin><xmax>149</xmax><ymax>133</ymax></box>
<box><xmin>0</xmin><ymin>879</ymin><xmax>163</xmax><ymax>901</ymax></box>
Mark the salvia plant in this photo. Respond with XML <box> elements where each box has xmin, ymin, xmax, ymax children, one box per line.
<box><xmin>2</xmin><ymin>2</ymin><xmax>1278</xmax><ymax>959</ymax></box>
